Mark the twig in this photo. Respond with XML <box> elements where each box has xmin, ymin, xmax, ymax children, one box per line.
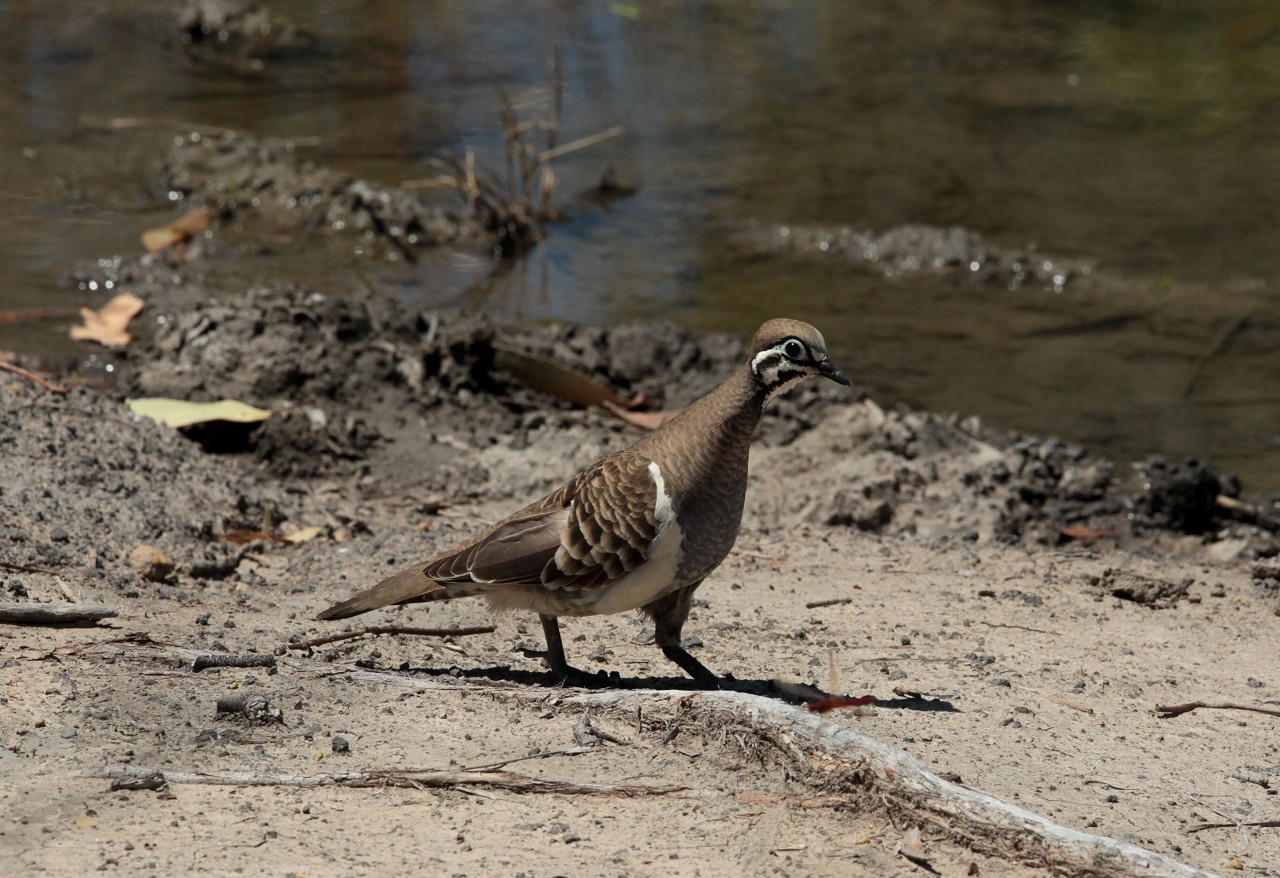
<box><xmin>1035</xmin><ymin>691</ymin><xmax>1094</xmax><ymax>715</ymax></box>
<box><xmin>1215</xmin><ymin>494</ymin><xmax>1280</xmax><ymax>530</ymax></box>
<box><xmin>0</xmin><ymin>560</ymin><xmax>58</xmax><ymax>574</ymax></box>
<box><xmin>192</xmin><ymin>653</ymin><xmax>277</xmax><ymax>672</ymax></box>
<box><xmin>0</xmin><ymin>308</ymin><xmax>77</xmax><ymax>325</ymax></box>
<box><xmin>980</xmin><ymin>621</ymin><xmax>1058</xmax><ymax>635</ymax></box>
<box><xmin>66</xmin><ymin>764</ymin><xmax>690</xmax><ymax>798</ymax></box>
<box><xmin>804</xmin><ymin>597</ymin><xmax>854</xmax><ymax>610</ymax></box>
<box><xmin>1183</xmin><ymin>313</ymin><xmax>1251</xmax><ymax>399</ymax></box>
<box><xmin>0</xmin><ymin>361</ymin><xmax>68</xmax><ymax>394</ymax></box>
<box><xmin>537</xmin><ymin>125</ymin><xmax>624</xmax><ymax>162</ymax></box>
<box><xmin>0</xmin><ymin>603</ymin><xmax>116</xmax><ymax>626</ymax></box>
<box><xmin>1187</xmin><ymin>819</ymin><xmax>1280</xmax><ymax>834</ymax></box>
<box><xmin>461</xmin><ymin>746</ymin><xmax>594</xmax><ymax>772</ymax></box>
<box><xmin>275</xmin><ymin>624</ymin><xmax>497</xmax><ymax>656</ymax></box>
<box><xmin>1155</xmin><ymin>700</ymin><xmax>1280</xmax><ymax>719</ymax></box>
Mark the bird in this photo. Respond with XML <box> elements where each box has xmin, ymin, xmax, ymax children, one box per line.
<box><xmin>316</xmin><ymin>318</ymin><xmax>850</xmax><ymax>688</ymax></box>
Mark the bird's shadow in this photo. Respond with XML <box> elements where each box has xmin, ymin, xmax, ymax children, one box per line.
<box><xmin>354</xmin><ymin>659</ymin><xmax>958</xmax><ymax>713</ymax></box>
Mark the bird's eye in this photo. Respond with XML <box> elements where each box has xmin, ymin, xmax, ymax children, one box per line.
<box><xmin>782</xmin><ymin>339</ymin><xmax>806</xmax><ymax>360</ymax></box>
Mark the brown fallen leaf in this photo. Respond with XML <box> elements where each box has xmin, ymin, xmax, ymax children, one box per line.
<box><xmin>602</xmin><ymin>400</ymin><xmax>681</xmax><ymax>430</ymax></box>
<box><xmin>141</xmin><ymin>207</ymin><xmax>212</xmax><ymax>253</ymax></box>
<box><xmin>1059</xmin><ymin>523</ymin><xmax>1113</xmax><ymax>541</ymax></box>
<box><xmin>493</xmin><ymin>344</ymin><xmax>640</xmax><ymax>409</ymax></box>
<box><xmin>69</xmin><ymin>292</ymin><xmax>145</xmax><ymax>347</ymax></box>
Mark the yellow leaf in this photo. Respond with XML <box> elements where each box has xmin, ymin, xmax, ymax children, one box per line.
<box><xmin>127</xmin><ymin>397</ymin><xmax>274</xmax><ymax>429</ymax></box>
<box><xmin>69</xmin><ymin>292</ymin><xmax>145</xmax><ymax>347</ymax></box>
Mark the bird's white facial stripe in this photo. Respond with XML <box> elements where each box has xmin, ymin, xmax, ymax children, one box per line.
<box><xmin>752</xmin><ymin>344</ymin><xmax>811</xmax><ymax>398</ymax></box>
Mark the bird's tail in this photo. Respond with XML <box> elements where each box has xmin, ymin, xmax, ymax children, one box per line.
<box><xmin>315</xmin><ymin>567</ymin><xmax>478</xmax><ymax>621</ymax></box>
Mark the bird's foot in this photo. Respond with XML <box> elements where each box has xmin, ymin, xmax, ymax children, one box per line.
<box><xmin>661</xmin><ymin>645</ymin><xmax>722</xmax><ymax>690</ymax></box>
<box><xmin>544</xmin><ymin>659</ymin><xmax>629</xmax><ymax>690</ymax></box>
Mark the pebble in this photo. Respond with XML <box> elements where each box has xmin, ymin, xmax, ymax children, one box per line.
<box><xmin>128</xmin><ymin>545</ymin><xmax>174</xmax><ymax>582</ymax></box>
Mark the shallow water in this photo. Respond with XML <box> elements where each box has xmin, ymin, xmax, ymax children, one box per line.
<box><xmin>0</xmin><ymin>0</ymin><xmax>1276</xmax><ymax>490</ymax></box>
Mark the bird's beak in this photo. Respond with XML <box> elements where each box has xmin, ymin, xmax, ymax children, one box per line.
<box><xmin>818</xmin><ymin>359</ymin><xmax>851</xmax><ymax>387</ymax></box>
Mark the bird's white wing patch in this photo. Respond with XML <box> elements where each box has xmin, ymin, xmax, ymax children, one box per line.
<box><xmin>589</xmin><ymin>461</ymin><xmax>683</xmax><ymax>615</ymax></box>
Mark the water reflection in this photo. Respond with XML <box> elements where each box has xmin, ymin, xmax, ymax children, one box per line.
<box><xmin>0</xmin><ymin>0</ymin><xmax>1275</xmax><ymax>489</ymax></box>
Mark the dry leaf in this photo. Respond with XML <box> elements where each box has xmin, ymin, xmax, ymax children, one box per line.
<box><xmin>141</xmin><ymin>207</ymin><xmax>212</xmax><ymax>253</ymax></box>
<box><xmin>127</xmin><ymin>397</ymin><xmax>273</xmax><ymax>429</ymax></box>
<box><xmin>603</xmin><ymin>400</ymin><xmax>680</xmax><ymax>430</ymax></box>
<box><xmin>70</xmin><ymin>293</ymin><xmax>145</xmax><ymax>347</ymax></box>
<box><xmin>493</xmin><ymin>344</ymin><xmax>640</xmax><ymax>409</ymax></box>
<box><xmin>1060</xmin><ymin>524</ymin><xmax>1113</xmax><ymax>541</ymax></box>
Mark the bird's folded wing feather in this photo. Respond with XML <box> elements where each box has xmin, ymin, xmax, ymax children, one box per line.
<box><xmin>315</xmin><ymin>453</ymin><xmax>662</xmax><ymax>620</ymax></box>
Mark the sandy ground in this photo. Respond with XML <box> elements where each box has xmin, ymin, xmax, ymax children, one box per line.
<box><xmin>2</xmin><ymin>295</ymin><xmax>1278</xmax><ymax>878</ymax></box>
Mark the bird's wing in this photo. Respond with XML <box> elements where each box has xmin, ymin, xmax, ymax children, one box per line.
<box><xmin>543</xmin><ymin>453</ymin><xmax>660</xmax><ymax>590</ymax></box>
<box><xmin>314</xmin><ymin>453</ymin><xmax>662</xmax><ymax>620</ymax></box>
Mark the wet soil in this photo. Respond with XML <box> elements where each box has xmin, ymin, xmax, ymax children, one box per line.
<box><xmin>3</xmin><ymin>125</ymin><xmax>1280</xmax><ymax>877</ymax></box>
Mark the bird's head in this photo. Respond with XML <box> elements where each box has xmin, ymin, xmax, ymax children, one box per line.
<box><xmin>748</xmin><ymin>318</ymin><xmax>850</xmax><ymax>399</ymax></box>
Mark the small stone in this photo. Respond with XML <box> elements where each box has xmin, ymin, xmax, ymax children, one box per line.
<box><xmin>128</xmin><ymin>545</ymin><xmax>174</xmax><ymax>582</ymax></box>
<box><xmin>331</xmin><ymin>736</ymin><xmax>350</xmax><ymax>754</ymax></box>
<box><xmin>60</xmin><ymin>728</ymin><xmax>78</xmax><ymax>739</ymax></box>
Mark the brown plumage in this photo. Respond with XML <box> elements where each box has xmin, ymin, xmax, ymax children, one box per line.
<box><xmin>316</xmin><ymin>318</ymin><xmax>850</xmax><ymax>687</ymax></box>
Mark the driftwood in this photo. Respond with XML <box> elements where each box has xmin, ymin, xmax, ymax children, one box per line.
<box><xmin>1155</xmin><ymin>700</ymin><xmax>1280</xmax><ymax>719</ymax></box>
<box><xmin>67</xmin><ymin>763</ymin><xmax>688</xmax><ymax>798</ymax></box>
<box><xmin>313</xmin><ymin>662</ymin><xmax>1213</xmax><ymax>878</ymax></box>
<box><xmin>0</xmin><ymin>603</ymin><xmax>117</xmax><ymax>626</ymax></box>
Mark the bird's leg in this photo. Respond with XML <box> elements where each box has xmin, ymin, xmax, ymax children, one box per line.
<box><xmin>538</xmin><ymin>614</ymin><xmax>573</xmax><ymax>678</ymax></box>
<box><xmin>538</xmin><ymin>614</ymin><xmax>614</xmax><ymax>686</ymax></box>
<box><xmin>645</xmin><ymin>583</ymin><xmax>721</xmax><ymax>689</ymax></box>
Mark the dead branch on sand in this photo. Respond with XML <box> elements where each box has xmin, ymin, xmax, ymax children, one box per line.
<box><xmin>274</xmin><ymin>624</ymin><xmax>497</xmax><ymax>656</ymax></box>
<box><xmin>311</xmin><ymin>664</ymin><xmax>1214</xmax><ymax>878</ymax></box>
<box><xmin>1155</xmin><ymin>700</ymin><xmax>1280</xmax><ymax>719</ymax></box>
<box><xmin>0</xmin><ymin>361</ymin><xmax>68</xmax><ymax>394</ymax></box>
<box><xmin>0</xmin><ymin>603</ymin><xmax>116</xmax><ymax>626</ymax></box>
<box><xmin>66</xmin><ymin>763</ymin><xmax>688</xmax><ymax>798</ymax></box>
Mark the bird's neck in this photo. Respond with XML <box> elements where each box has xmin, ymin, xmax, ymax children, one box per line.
<box><xmin>636</xmin><ymin>365</ymin><xmax>765</xmax><ymax>491</ymax></box>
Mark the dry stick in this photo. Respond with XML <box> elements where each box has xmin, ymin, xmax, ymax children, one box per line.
<box><xmin>1035</xmin><ymin>690</ymin><xmax>1095</xmax><ymax>715</ymax></box>
<box><xmin>1183</xmin><ymin>312</ymin><xmax>1250</xmax><ymax>400</ymax></box>
<box><xmin>0</xmin><ymin>603</ymin><xmax>116</xmax><ymax>626</ymax></box>
<box><xmin>0</xmin><ymin>361</ymin><xmax>68</xmax><ymax>394</ymax></box>
<box><xmin>537</xmin><ymin>125</ymin><xmax>625</xmax><ymax>163</ymax></box>
<box><xmin>980</xmin><ymin>621</ymin><xmax>1059</xmax><ymax>635</ymax></box>
<box><xmin>804</xmin><ymin>597</ymin><xmax>854</xmax><ymax>610</ymax></box>
<box><xmin>66</xmin><ymin>764</ymin><xmax>688</xmax><ymax>798</ymax></box>
<box><xmin>0</xmin><ymin>560</ymin><xmax>58</xmax><ymax>575</ymax></box>
<box><xmin>1215</xmin><ymin>494</ymin><xmax>1280</xmax><ymax>530</ymax></box>
<box><xmin>1155</xmin><ymin>700</ymin><xmax>1280</xmax><ymax>719</ymax></box>
<box><xmin>0</xmin><ymin>308</ymin><xmax>77</xmax><ymax>325</ymax></box>
<box><xmin>192</xmin><ymin>654</ymin><xmax>277</xmax><ymax>672</ymax></box>
<box><xmin>274</xmin><ymin>624</ymin><xmax>497</xmax><ymax>656</ymax></box>
<box><xmin>1187</xmin><ymin>819</ymin><xmax>1280</xmax><ymax>834</ymax></box>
